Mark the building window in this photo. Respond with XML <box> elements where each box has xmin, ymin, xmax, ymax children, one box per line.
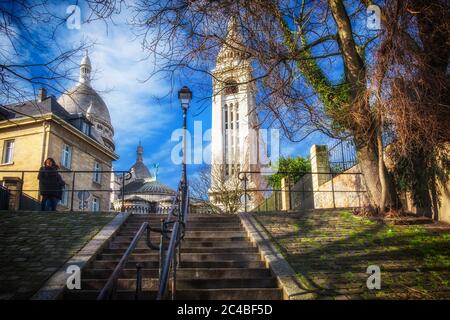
<box><xmin>93</xmin><ymin>161</ymin><xmax>101</xmax><ymax>184</ymax></box>
<box><xmin>235</xmin><ymin>103</ymin><xmax>239</xmax><ymax>129</ymax></box>
<box><xmin>81</xmin><ymin>121</ymin><xmax>90</xmax><ymax>135</ymax></box>
<box><xmin>59</xmin><ymin>184</ymin><xmax>69</xmax><ymax>207</ymax></box>
<box><xmin>223</xmin><ymin>104</ymin><xmax>229</xmax><ymax>176</ymax></box>
<box><xmin>61</xmin><ymin>144</ymin><xmax>72</xmax><ymax>169</ymax></box>
<box><xmin>91</xmin><ymin>196</ymin><xmax>100</xmax><ymax>212</ymax></box>
<box><xmin>2</xmin><ymin>140</ymin><xmax>14</xmax><ymax>164</ymax></box>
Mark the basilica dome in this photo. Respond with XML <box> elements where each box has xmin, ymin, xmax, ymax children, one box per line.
<box><xmin>58</xmin><ymin>83</ymin><xmax>111</xmax><ymax>125</ymax></box>
<box><xmin>57</xmin><ymin>51</ymin><xmax>115</xmax><ymax>151</ymax></box>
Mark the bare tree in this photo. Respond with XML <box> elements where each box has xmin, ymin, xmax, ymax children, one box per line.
<box><xmin>191</xmin><ymin>165</ymin><xmax>244</xmax><ymax>214</ymax></box>
<box><xmin>373</xmin><ymin>0</ymin><xmax>450</xmax><ymax>217</ymax></box>
<box><xmin>0</xmin><ymin>0</ymin><xmax>123</xmax><ymax>111</ymax></box>
<box><xmin>121</xmin><ymin>0</ymin><xmax>402</xmax><ymax>211</ymax></box>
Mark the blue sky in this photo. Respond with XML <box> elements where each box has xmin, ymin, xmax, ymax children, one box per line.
<box><xmin>11</xmin><ymin>1</ymin><xmax>334</xmax><ymax>189</ymax></box>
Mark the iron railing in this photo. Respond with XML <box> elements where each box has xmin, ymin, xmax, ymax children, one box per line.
<box><xmin>157</xmin><ymin>188</ymin><xmax>189</xmax><ymax>300</ymax></box>
<box><xmin>238</xmin><ymin>171</ymin><xmax>367</xmax><ymax>213</ymax></box>
<box><xmin>0</xmin><ymin>169</ymin><xmax>131</xmax><ymax>211</ymax></box>
<box><xmin>328</xmin><ymin>139</ymin><xmax>357</xmax><ymax>173</ymax></box>
<box><xmin>97</xmin><ymin>181</ymin><xmax>189</xmax><ymax>300</ymax></box>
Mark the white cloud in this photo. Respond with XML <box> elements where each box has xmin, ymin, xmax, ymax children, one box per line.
<box><xmin>61</xmin><ymin>7</ymin><xmax>174</xmax><ymax>155</ymax></box>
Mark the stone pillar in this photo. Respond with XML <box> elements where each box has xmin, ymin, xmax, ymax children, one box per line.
<box><xmin>310</xmin><ymin>145</ymin><xmax>330</xmax><ymax>191</ymax></box>
<box><xmin>281</xmin><ymin>177</ymin><xmax>291</xmax><ymax>211</ymax></box>
<box><xmin>3</xmin><ymin>177</ymin><xmax>23</xmax><ymax>210</ymax></box>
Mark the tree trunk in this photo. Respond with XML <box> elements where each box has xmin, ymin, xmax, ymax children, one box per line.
<box><xmin>411</xmin><ymin>150</ymin><xmax>433</xmax><ymax>218</ymax></box>
<box><xmin>355</xmin><ymin>134</ymin><xmax>399</xmax><ymax>211</ymax></box>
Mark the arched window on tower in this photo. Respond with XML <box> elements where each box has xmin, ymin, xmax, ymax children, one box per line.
<box><xmin>223</xmin><ymin>104</ymin><xmax>229</xmax><ymax>176</ymax></box>
<box><xmin>224</xmin><ymin>79</ymin><xmax>238</xmax><ymax>95</ymax></box>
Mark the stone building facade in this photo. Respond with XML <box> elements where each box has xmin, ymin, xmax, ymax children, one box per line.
<box><xmin>0</xmin><ymin>52</ymin><xmax>118</xmax><ymax>211</ymax></box>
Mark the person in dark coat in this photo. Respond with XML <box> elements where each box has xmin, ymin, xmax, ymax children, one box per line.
<box><xmin>38</xmin><ymin>158</ymin><xmax>65</xmax><ymax>211</ymax></box>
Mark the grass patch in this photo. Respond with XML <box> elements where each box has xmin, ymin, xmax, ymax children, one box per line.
<box><xmin>255</xmin><ymin>209</ymin><xmax>450</xmax><ymax>299</ymax></box>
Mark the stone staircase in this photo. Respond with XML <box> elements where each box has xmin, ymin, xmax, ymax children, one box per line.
<box><xmin>63</xmin><ymin>214</ymin><xmax>283</xmax><ymax>300</ymax></box>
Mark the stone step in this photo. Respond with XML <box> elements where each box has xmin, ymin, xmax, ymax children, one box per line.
<box><xmin>96</xmin><ymin>253</ymin><xmax>261</xmax><ymax>262</ymax></box>
<box><xmin>112</xmin><ymin>235</ymin><xmax>248</xmax><ymax>242</ymax></box>
<box><xmin>91</xmin><ymin>260</ymin><xmax>265</xmax><ymax>269</ymax></box>
<box><xmin>102</xmin><ymin>246</ymin><xmax>258</xmax><ymax>255</ymax></box>
<box><xmin>120</xmin><ymin>223</ymin><xmax>242</xmax><ymax>232</ymax></box>
<box><xmin>64</xmin><ymin>288</ymin><xmax>282</xmax><ymax>300</ymax></box>
<box><xmin>108</xmin><ymin>241</ymin><xmax>255</xmax><ymax>249</ymax></box>
<box><xmin>128</xmin><ymin>216</ymin><xmax>240</xmax><ymax>223</ymax></box>
<box><xmin>81</xmin><ymin>277</ymin><xmax>277</xmax><ymax>290</ymax></box>
<box><xmin>117</xmin><ymin>230</ymin><xmax>247</xmax><ymax>237</ymax></box>
<box><xmin>82</xmin><ymin>268</ymin><xmax>272</xmax><ymax>279</ymax></box>
<box><xmin>62</xmin><ymin>213</ymin><xmax>281</xmax><ymax>300</ymax></box>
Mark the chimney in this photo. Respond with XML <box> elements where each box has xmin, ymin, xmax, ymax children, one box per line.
<box><xmin>37</xmin><ymin>87</ymin><xmax>47</xmax><ymax>102</ymax></box>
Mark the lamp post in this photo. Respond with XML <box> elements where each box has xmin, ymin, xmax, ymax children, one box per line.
<box><xmin>178</xmin><ymin>86</ymin><xmax>192</xmax><ymax>219</ymax></box>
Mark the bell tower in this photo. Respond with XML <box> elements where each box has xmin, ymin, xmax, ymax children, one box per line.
<box><xmin>209</xmin><ymin>18</ymin><xmax>265</xmax><ymax>210</ymax></box>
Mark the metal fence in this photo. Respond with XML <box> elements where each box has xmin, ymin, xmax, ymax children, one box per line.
<box><xmin>0</xmin><ymin>170</ymin><xmax>131</xmax><ymax>212</ymax></box>
<box><xmin>239</xmin><ymin>171</ymin><xmax>368</xmax><ymax>213</ymax></box>
<box><xmin>328</xmin><ymin>139</ymin><xmax>358</xmax><ymax>173</ymax></box>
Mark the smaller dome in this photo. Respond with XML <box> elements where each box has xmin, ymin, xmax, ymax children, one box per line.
<box><xmin>137</xmin><ymin>180</ymin><xmax>176</xmax><ymax>195</ymax></box>
<box><xmin>130</xmin><ymin>162</ymin><xmax>152</xmax><ymax>180</ymax></box>
<box><xmin>81</xmin><ymin>53</ymin><xmax>91</xmax><ymax>67</ymax></box>
<box><xmin>129</xmin><ymin>143</ymin><xmax>152</xmax><ymax>180</ymax></box>
<box><xmin>122</xmin><ymin>179</ymin><xmax>176</xmax><ymax>196</ymax></box>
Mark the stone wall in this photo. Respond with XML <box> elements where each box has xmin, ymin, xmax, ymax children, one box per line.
<box><xmin>290</xmin><ymin>145</ymin><xmax>369</xmax><ymax>210</ymax></box>
<box><xmin>289</xmin><ymin>144</ymin><xmax>449</xmax><ymax>223</ymax></box>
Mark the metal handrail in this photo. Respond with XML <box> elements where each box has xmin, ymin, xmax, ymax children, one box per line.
<box><xmin>97</xmin><ymin>221</ymin><xmax>149</xmax><ymax>300</ymax></box>
<box><xmin>97</xmin><ymin>181</ymin><xmax>184</xmax><ymax>300</ymax></box>
<box><xmin>156</xmin><ymin>188</ymin><xmax>189</xmax><ymax>300</ymax></box>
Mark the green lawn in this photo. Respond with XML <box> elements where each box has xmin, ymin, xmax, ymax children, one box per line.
<box><xmin>0</xmin><ymin>211</ymin><xmax>115</xmax><ymax>299</ymax></box>
<box><xmin>254</xmin><ymin>210</ymin><xmax>450</xmax><ymax>299</ymax></box>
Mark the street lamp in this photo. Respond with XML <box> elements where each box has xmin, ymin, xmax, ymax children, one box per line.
<box><xmin>178</xmin><ymin>86</ymin><xmax>192</xmax><ymax>218</ymax></box>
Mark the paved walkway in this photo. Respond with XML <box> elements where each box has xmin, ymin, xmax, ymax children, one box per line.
<box><xmin>254</xmin><ymin>210</ymin><xmax>450</xmax><ymax>299</ymax></box>
<box><xmin>0</xmin><ymin>211</ymin><xmax>115</xmax><ymax>299</ymax></box>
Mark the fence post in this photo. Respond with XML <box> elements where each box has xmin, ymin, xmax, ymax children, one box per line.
<box><xmin>121</xmin><ymin>172</ymin><xmax>125</xmax><ymax>212</ymax></box>
<box><xmin>331</xmin><ymin>172</ymin><xmax>336</xmax><ymax>209</ymax></box>
<box><xmin>18</xmin><ymin>171</ymin><xmax>24</xmax><ymax>210</ymax></box>
<box><xmin>243</xmin><ymin>174</ymin><xmax>247</xmax><ymax>213</ymax></box>
<box><xmin>288</xmin><ymin>175</ymin><xmax>292</xmax><ymax>211</ymax></box>
<box><xmin>70</xmin><ymin>171</ymin><xmax>76</xmax><ymax>212</ymax></box>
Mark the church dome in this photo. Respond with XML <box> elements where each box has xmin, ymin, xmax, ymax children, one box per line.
<box><xmin>136</xmin><ymin>180</ymin><xmax>176</xmax><ymax>195</ymax></box>
<box><xmin>57</xmin><ymin>51</ymin><xmax>115</xmax><ymax>151</ymax></box>
<box><xmin>129</xmin><ymin>143</ymin><xmax>152</xmax><ymax>180</ymax></box>
<box><xmin>58</xmin><ymin>83</ymin><xmax>112</xmax><ymax>125</ymax></box>
<box><xmin>122</xmin><ymin>178</ymin><xmax>176</xmax><ymax>196</ymax></box>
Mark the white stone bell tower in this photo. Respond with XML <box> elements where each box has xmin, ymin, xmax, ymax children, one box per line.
<box><xmin>209</xmin><ymin>18</ymin><xmax>266</xmax><ymax>210</ymax></box>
